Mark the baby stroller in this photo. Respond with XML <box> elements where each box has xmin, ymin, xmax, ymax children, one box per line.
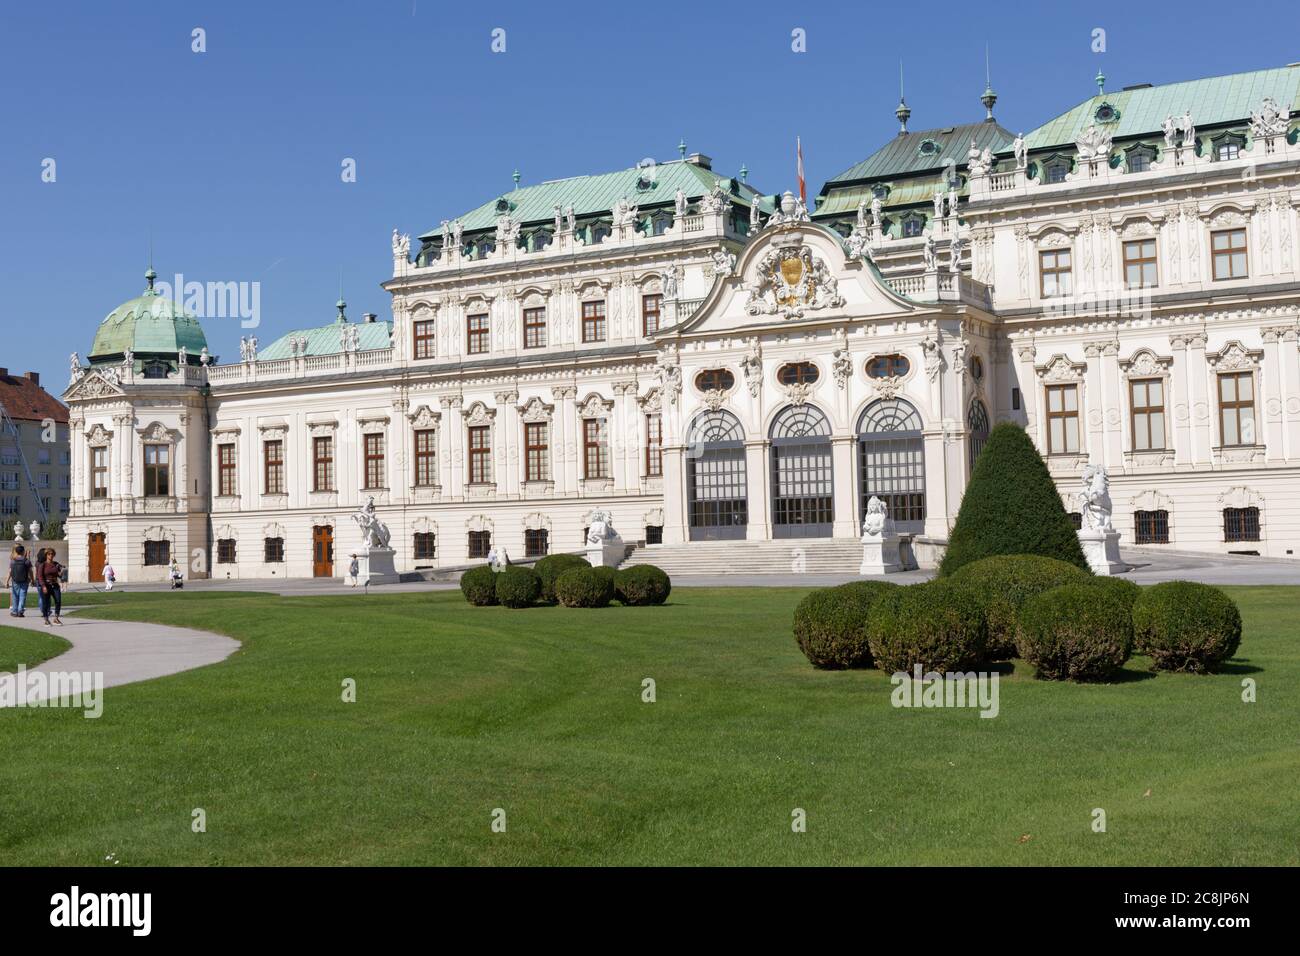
<box><xmin>169</xmin><ymin>564</ymin><xmax>185</xmax><ymax>589</ymax></box>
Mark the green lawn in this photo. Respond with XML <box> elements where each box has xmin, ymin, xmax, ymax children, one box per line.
<box><xmin>0</xmin><ymin>626</ymin><xmax>71</xmax><ymax>673</ymax></box>
<box><xmin>0</xmin><ymin>585</ymin><xmax>1295</xmax><ymax>866</ymax></box>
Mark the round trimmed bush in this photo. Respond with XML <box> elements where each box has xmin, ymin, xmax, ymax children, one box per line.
<box><xmin>495</xmin><ymin>565</ymin><xmax>541</xmax><ymax>608</ymax></box>
<box><xmin>1132</xmin><ymin>581</ymin><xmax>1241</xmax><ymax>673</ymax></box>
<box><xmin>1086</xmin><ymin>576</ymin><xmax>1142</xmax><ymax>615</ymax></box>
<box><xmin>866</xmin><ymin>580</ymin><xmax>987</xmax><ymax>674</ymax></box>
<box><xmin>534</xmin><ymin>554</ymin><xmax>590</xmax><ymax>604</ymax></box>
<box><xmin>555</xmin><ymin>566</ymin><xmax>615</xmax><ymax>608</ymax></box>
<box><xmin>794</xmin><ymin>580</ymin><xmax>898</xmax><ymax>669</ymax></box>
<box><xmin>615</xmin><ymin>565</ymin><xmax>672</xmax><ymax>606</ymax></box>
<box><xmin>1016</xmin><ymin>583</ymin><xmax>1132</xmax><ymax>681</ymax></box>
<box><xmin>592</xmin><ymin>565</ymin><xmax>617</xmax><ymax>590</ymax></box>
<box><xmin>948</xmin><ymin>554</ymin><xmax>1092</xmax><ymax>660</ymax></box>
<box><xmin>460</xmin><ymin>564</ymin><xmax>499</xmax><ymax>606</ymax></box>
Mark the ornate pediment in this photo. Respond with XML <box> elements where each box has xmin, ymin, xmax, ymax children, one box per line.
<box><xmin>1035</xmin><ymin>353</ymin><xmax>1087</xmax><ymax>383</ymax></box>
<box><xmin>64</xmin><ymin>370</ymin><xmax>125</xmax><ymax>402</ymax></box>
<box><xmin>137</xmin><ymin>421</ymin><xmax>178</xmax><ymax>443</ymax></box>
<box><xmin>577</xmin><ymin>393</ymin><xmax>613</xmax><ymax>419</ymax></box>
<box><xmin>1120</xmin><ymin>348</ymin><xmax>1174</xmax><ymax>376</ymax></box>
<box><xmin>464</xmin><ymin>401</ymin><xmax>496</xmax><ymax>426</ymax></box>
<box><xmin>637</xmin><ymin>387</ymin><xmax>662</xmax><ymax>413</ymax></box>
<box><xmin>518</xmin><ymin>396</ymin><xmax>553</xmax><ymax>423</ymax></box>
<box><xmin>406</xmin><ymin>404</ymin><xmax>440</xmax><ymax>430</ymax></box>
<box><xmin>744</xmin><ymin>234</ymin><xmax>844</xmax><ymax>320</ymax></box>
<box><xmin>86</xmin><ymin>423</ymin><xmax>113</xmax><ymax>445</ymax></box>
<box><xmin>1206</xmin><ymin>340</ymin><xmax>1263</xmax><ymax>371</ymax></box>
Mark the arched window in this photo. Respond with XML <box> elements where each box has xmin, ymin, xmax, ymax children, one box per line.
<box><xmin>695</xmin><ymin>369</ymin><xmax>736</xmax><ymax>393</ymax></box>
<box><xmin>967</xmin><ymin>399</ymin><xmax>990</xmax><ymax>471</ymax></box>
<box><xmin>857</xmin><ymin>399</ymin><xmax>926</xmax><ymax>533</ymax></box>
<box><xmin>770</xmin><ymin>405</ymin><xmax>834</xmax><ymax>538</ymax></box>
<box><xmin>777</xmin><ymin>362</ymin><xmax>819</xmax><ymax>386</ymax></box>
<box><xmin>685</xmin><ymin>410</ymin><xmax>748</xmax><ymax>540</ymax></box>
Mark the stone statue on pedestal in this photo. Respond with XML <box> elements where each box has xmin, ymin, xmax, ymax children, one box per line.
<box><xmin>1077</xmin><ymin>465</ymin><xmax>1127</xmax><ymax>575</ymax></box>
<box><xmin>859</xmin><ymin>496</ymin><xmax>903</xmax><ymax>575</ymax></box>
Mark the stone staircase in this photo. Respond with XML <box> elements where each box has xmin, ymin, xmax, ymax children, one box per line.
<box><xmin>618</xmin><ymin>538</ymin><xmax>865</xmax><ymax>576</ymax></box>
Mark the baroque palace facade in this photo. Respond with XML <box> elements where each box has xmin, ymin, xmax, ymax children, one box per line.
<box><xmin>65</xmin><ymin>65</ymin><xmax>1300</xmax><ymax>582</ymax></box>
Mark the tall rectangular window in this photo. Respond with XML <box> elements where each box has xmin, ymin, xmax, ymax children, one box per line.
<box><xmin>1123</xmin><ymin>239</ymin><xmax>1158</xmax><ymax>289</ymax></box>
<box><xmin>467</xmin><ymin>426</ymin><xmax>492</xmax><ymax>484</ymax></box>
<box><xmin>91</xmin><ymin>446</ymin><xmax>108</xmax><ymax>499</ymax></box>
<box><xmin>581</xmin><ymin>300</ymin><xmax>606</xmax><ymax>343</ymax></box>
<box><xmin>468</xmin><ymin>530</ymin><xmax>491</xmax><ymax>559</ymax></box>
<box><xmin>1129</xmin><ymin>378</ymin><xmax>1165</xmax><ymax>451</ymax></box>
<box><xmin>217</xmin><ymin>443</ymin><xmax>237</xmax><ymax>497</ymax></box>
<box><xmin>413</xmin><ymin>533</ymin><xmax>437</xmax><ymax>560</ymax></box>
<box><xmin>217</xmin><ymin>539</ymin><xmax>237</xmax><ymax>564</ymax></box>
<box><xmin>467</xmin><ymin>313</ymin><xmax>489</xmax><ymax>354</ymax></box>
<box><xmin>1212</xmin><ymin>228</ymin><xmax>1248</xmax><ymax>280</ymax></box>
<box><xmin>264</xmin><ymin>537</ymin><xmax>285</xmax><ymax>563</ymax></box>
<box><xmin>1223</xmin><ymin>506</ymin><xmax>1260</xmax><ymax>542</ymax></box>
<box><xmin>1134</xmin><ymin>510</ymin><xmax>1170</xmax><ymax>544</ymax></box>
<box><xmin>523</xmin><ymin>307</ymin><xmax>546</xmax><ymax>349</ymax></box>
<box><xmin>1218</xmin><ymin>372</ymin><xmax>1255</xmax><ymax>446</ymax></box>
<box><xmin>1039</xmin><ymin>249</ymin><xmax>1073</xmax><ymax>298</ymax></box>
<box><xmin>313</xmin><ymin>436</ymin><xmax>335</xmax><ymax>492</ymax></box>
<box><xmin>642</xmin><ymin>294</ymin><xmax>663</xmax><ymax>336</ymax></box>
<box><xmin>144</xmin><ymin>444</ymin><xmax>170</xmax><ymax>497</ymax></box>
<box><xmin>363</xmin><ymin>433</ymin><xmax>386</xmax><ymax>489</ymax></box>
<box><xmin>264</xmin><ymin>439</ymin><xmax>284</xmax><ymax>494</ymax></box>
<box><xmin>1045</xmin><ymin>384</ymin><xmax>1080</xmax><ymax>454</ymax></box>
<box><xmin>524</xmin><ymin>528</ymin><xmax>549</xmax><ymax>557</ymax></box>
<box><xmin>583</xmin><ymin>419</ymin><xmax>609</xmax><ymax>479</ymax></box>
<box><xmin>143</xmin><ymin>540</ymin><xmax>171</xmax><ymax>566</ymax></box>
<box><xmin>414</xmin><ymin>430</ymin><xmax>437</xmax><ymax>486</ymax></box>
<box><xmin>645</xmin><ymin>413</ymin><xmax>662</xmax><ymax>477</ymax></box>
<box><xmin>413</xmin><ymin>318</ymin><xmax>436</xmax><ymax>359</ymax></box>
<box><xmin>524</xmin><ymin>422</ymin><xmax>549</xmax><ymax>482</ymax></box>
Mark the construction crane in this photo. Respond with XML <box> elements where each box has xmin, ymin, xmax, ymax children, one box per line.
<box><xmin>0</xmin><ymin>399</ymin><xmax>51</xmax><ymax>529</ymax></box>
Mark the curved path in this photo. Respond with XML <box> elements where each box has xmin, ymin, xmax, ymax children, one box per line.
<box><xmin>0</xmin><ymin>610</ymin><xmax>238</xmax><ymax>703</ymax></box>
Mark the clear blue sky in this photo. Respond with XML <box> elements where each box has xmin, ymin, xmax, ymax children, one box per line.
<box><xmin>2</xmin><ymin>0</ymin><xmax>1296</xmax><ymax>388</ymax></box>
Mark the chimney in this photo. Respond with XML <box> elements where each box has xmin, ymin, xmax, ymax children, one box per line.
<box><xmin>363</xmin><ymin>312</ymin><xmax>377</xmax><ymax>323</ymax></box>
<box><xmin>684</xmin><ymin>153</ymin><xmax>712</xmax><ymax>169</ymax></box>
<box><xmin>24</xmin><ymin>371</ymin><xmax>39</xmax><ymax>386</ymax></box>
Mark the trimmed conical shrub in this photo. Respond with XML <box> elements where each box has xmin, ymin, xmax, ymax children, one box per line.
<box><xmin>939</xmin><ymin>422</ymin><xmax>1088</xmax><ymax>576</ymax></box>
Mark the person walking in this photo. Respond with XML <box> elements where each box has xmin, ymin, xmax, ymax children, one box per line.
<box><xmin>34</xmin><ymin>547</ymin><xmax>63</xmax><ymax>626</ymax></box>
<box><xmin>347</xmin><ymin>554</ymin><xmax>360</xmax><ymax>587</ymax></box>
<box><xmin>6</xmin><ymin>544</ymin><xmax>33</xmax><ymax>617</ymax></box>
<box><xmin>102</xmin><ymin>561</ymin><xmax>116</xmax><ymax>591</ymax></box>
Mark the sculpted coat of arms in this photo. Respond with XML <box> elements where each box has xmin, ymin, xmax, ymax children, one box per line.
<box><xmin>744</xmin><ymin>240</ymin><xmax>844</xmax><ymax>319</ymax></box>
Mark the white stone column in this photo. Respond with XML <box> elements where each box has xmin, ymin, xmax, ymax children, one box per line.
<box><xmin>831</xmin><ymin>436</ymin><xmax>857</xmax><ymax>538</ymax></box>
<box><xmin>1168</xmin><ymin>334</ymin><xmax>1193</xmax><ymax>467</ymax></box>
<box><xmin>661</xmin><ymin>444</ymin><xmax>687</xmax><ymax>545</ymax></box>
<box><xmin>552</xmin><ymin>386</ymin><xmax>576</xmax><ymax>496</ymax></box>
<box><xmin>921</xmin><ymin>426</ymin><xmax>950</xmax><ymax>539</ymax></box>
<box><xmin>495</xmin><ymin>389</ymin><xmax>519</xmax><ymax>496</ymax></box>
<box><xmin>1186</xmin><ymin>332</ymin><xmax>1211</xmax><ymax>465</ymax></box>
<box><xmin>743</xmin><ymin>440</ymin><xmax>771</xmax><ymax>540</ymax></box>
<box><xmin>443</xmin><ymin>398</ymin><xmax>463</xmax><ymax>498</ymax></box>
<box><xmin>1013</xmin><ymin>343</ymin><xmax>1038</xmax><ymax>440</ymax></box>
<box><xmin>1261</xmin><ymin>326</ymin><xmax>1286</xmax><ymax>462</ymax></box>
<box><xmin>1279</xmin><ymin>327</ymin><xmax>1300</xmax><ymax>461</ymax></box>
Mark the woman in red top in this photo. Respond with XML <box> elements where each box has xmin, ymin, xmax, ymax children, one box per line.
<box><xmin>34</xmin><ymin>547</ymin><xmax>63</xmax><ymax>626</ymax></box>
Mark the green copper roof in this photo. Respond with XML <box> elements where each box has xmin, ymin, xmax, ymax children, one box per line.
<box><xmin>1023</xmin><ymin>65</ymin><xmax>1300</xmax><ymax>150</ymax></box>
<box><xmin>259</xmin><ymin>309</ymin><xmax>393</xmax><ymax>360</ymax></box>
<box><xmin>421</xmin><ymin>158</ymin><xmax>769</xmax><ymax>239</ymax></box>
<box><xmin>822</xmin><ymin>121</ymin><xmax>1013</xmax><ymax>186</ymax></box>
<box><xmin>89</xmin><ymin>285</ymin><xmax>209</xmax><ymax>361</ymax></box>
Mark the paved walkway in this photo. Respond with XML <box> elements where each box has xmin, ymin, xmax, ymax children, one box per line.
<box><xmin>0</xmin><ymin>609</ymin><xmax>239</xmax><ymax>702</ymax></box>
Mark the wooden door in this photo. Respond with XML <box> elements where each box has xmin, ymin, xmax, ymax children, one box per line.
<box><xmin>88</xmin><ymin>533</ymin><xmax>106</xmax><ymax>582</ymax></box>
<box><xmin>312</xmin><ymin>526</ymin><xmax>334</xmax><ymax>577</ymax></box>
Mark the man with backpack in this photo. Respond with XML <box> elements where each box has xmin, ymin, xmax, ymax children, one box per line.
<box><xmin>6</xmin><ymin>544</ymin><xmax>33</xmax><ymax>618</ymax></box>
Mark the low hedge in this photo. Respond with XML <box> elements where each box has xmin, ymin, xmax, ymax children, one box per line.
<box><xmin>866</xmin><ymin>580</ymin><xmax>987</xmax><ymax>674</ymax></box>
<box><xmin>1086</xmin><ymin>576</ymin><xmax>1142</xmax><ymax>615</ymax></box>
<box><xmin>460</xmin><ymin>565</ymin><xmax>498</xmax><ymax>606</ymax></box>
<box><xmin>794</xmin><ymin>580</ymin><xmax>899</xmax><ymax>669</ymax></box>
<box><xmin>555</xmin><ymin>566</ymin><xmax>615</xmax><ymax>608</ymax></box>
<box><xmin>615</xmin><ymin>565</ymin><xmax>672</xmax><ymax>606</ymax></box>
<box><xmin>534</xmin><ymin>554</ymin><xmax>590</xmax><ymax>604</ymax></box>
<box><xmin>1132</xmin><ymin>581</ymin><xmax>1242</xmax><ymax>673</ymax></box>
<box><xmin>1016</xmin><ymin>583</ymin><xmax>1132</xmax><ymax>681</ymax></box>
<box><xmin>948</xmin><ymin>554</ymin><xmax>1092</xmax><ymax>659</ymax></box>
<box><xmin>495</xmin><ymin>565</ymin><xmax>541</xmax><ymax>608</ymax></box>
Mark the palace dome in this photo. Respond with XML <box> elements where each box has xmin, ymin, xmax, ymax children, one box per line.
<box><xmin>88</xmin><ymin>269</ymin><xmax>209</xmax><ymax>363</ymax></box>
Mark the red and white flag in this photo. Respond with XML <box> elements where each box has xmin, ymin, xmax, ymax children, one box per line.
<box><xmin>796</xmin><ymin>136</ymin><xmax>806</xmax><ymax>204</ymax></box>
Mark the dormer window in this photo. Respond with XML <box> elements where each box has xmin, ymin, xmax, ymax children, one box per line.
<box><xmin>871</xmin><ymin>184</ymin><xmax>889</xmax><ymax>199</ymax></box>
<box><xmin>900</xmin><ymin>214</ymin><xmax>925</xmax><ymax>238</ymax></box>
<box><xmin>1125</xmin><ymin>144</ymin><xmax>1155</xmax><ymax>173</ymax></box>
<box><xmin>1042</xmin><ymin>155</ymin><xmax>1072</xmax><ymax>183</ymax></box>
<box><xmin>142</xmin><ymin>359</ymin><xmax>170</xmax><ymax>379</ymax></box>
<box><xmin>1212</xmin><ymin>132</ymin><xmax>1246</xmax><ymax>161</ymax></box>
<box><xmin>494</xmin><ymin>197</ymin><xmax>511</xmax><ymax>213</ymax></box>
<box><xmin>1094</xmin><ymin>102</ymin><xmax>1120</xmax><ymax>124</ymax></box>
<box><xmin>917</xmin><ymin>138</ymin><xmax>940</xmax><ymax>157</ymax></box>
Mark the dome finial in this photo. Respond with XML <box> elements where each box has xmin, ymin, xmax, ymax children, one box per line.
<box><xmin>981</xmin><ymin>45</ymin><xmax>998</xmax><ymax>121</ymax></box>
<box><xmin>145</xmin><ymin>231</ymin><xmax>157</xmax><ymax>294</ymax></box>
<box><xmin>336</xmin><ymin>269</ymin><xmax>347</xmax><ymax>323</ymax></box>
<box><xmin>896</xmin><ymin>61</ymin><xmax>911</xmax><ymax>135</ymax></box>
<box><xmin>678</xmin><ymin>137</ymin><xmax>687</xmax><ymax>160</ymax></box>
<box><xmin>1095</xmin><ymin>69</ymin><xmax>1106</xmax><ymax>96</ymax></box>
<box><xmin>512</xmin><ymin>168</ymin><xmax>521</xmax><ymax>189</ymax></box>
